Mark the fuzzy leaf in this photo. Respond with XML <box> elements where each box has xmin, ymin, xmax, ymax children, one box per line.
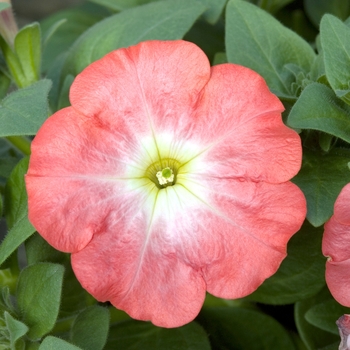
<box><xmin>288</xmin><ymin>83</ymin><xmax>350</xmax><ymax>143</ymax></box>
<box><xmin>17</xmin><ymin>263</ymin><xmax>64</xmax><ymax>340</ymax></box>
<box><xmin>64</xmin><ymin>0</ymin><xmax>206</xmax><ymax>75</ymax></box>
<box><xmin>88</xmin><ymin>0</ymin><xmax>159</xmax><ymax>11</ymax></box>
<box><xmin>25</xmin><ymin>234</ymin><xmax>90</xmax><ymax>318</ymax></box>
<box><xmin>0</xmin><ymin>216</ymin><xmax>35</xmax><ymax>266</ymax></box>
<box><xmin>4</xmin><ymin>311</ymin><xmax>29</xmax><ymax>347</ymax></box>
<box><xmin>197</xmin><ymin>0</ymin><xmax>226</xmax><ymax>23</ymax></box>
<box><xmin>321</xmin><ymin>15</ymin><xmax>350</xmax><ymax>104</ymax></box>
<box><xmin>305</xmin><ymin>299</ymin><xmax>350</xmax><ymax>335</ymax></box>
<box><xmin>40</xmin><ymin>4</ymin><xmax>108</xmax><ymax>72</ymax></box>
<box><xmin>0</xmin><ymin>79</ymin><xmax>51</xmax><ymax>137</ymax></box>
<box><xmin>258</xmin><ymin>0</ymin><xmax>294</xmax><ymax>14</ymax></box>
<box><xmin>295</xmin><ymin>287</ymin><xmax>340</xmax><ymax>350</ymax></box>
<box><xmin>39</xmin><ymin>336</ymin><xmax>82</xmax><ymax>350</ymax></box>
<box><xmin>225</xmin><ymin>0</ymin><xmax>315</xmax><ymax>98</ymax></box>
<box><xmin>70</xmin><ymin>306</ymin><xmax>109</xmax><ymax>350</ymax></box>
<box><xmin>4</xmin><ymin>157</ymin><xmax>29</xmax><ymax>228</ymax></box>
<box><xmin>105</xmin><ymin>321</ymin><xmax>210</xmax><ymax>350</ymax></box>
<box><xmin>0</xmin><ymin>70</ymin><xmax>10</xmax><ymax>99</ymax></box>
<box><xmin>246</xmin><ymin>221</ymin><xmax>325</xmax><ymax>304</ymax></box>
<box><xmin>305</xmin><ymin>0</ymin><xmax>350</xmax><ymax>27</ymax></box>
<box><xmin>199</xmin><ymin>307</ymin><xmax>295</xmax><ymax>350</ymax></box>
<box><xmin>0</xmin><ymin>157</ymin><xmax>35</xmax><ymax>266</ymax></box>
<box><xmin>292</xmin><ymin>149</ymin><xmax>350</xmax><ymax>227</ymax></box>
<box><xmin>14</xmin><ymin>23</ymin><xmax>41</xmax><ymax>87</ymax></box>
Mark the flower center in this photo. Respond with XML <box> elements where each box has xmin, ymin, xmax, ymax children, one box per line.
<box><xmin>145</xmin><ymin>158</ymin><xmax>181</xmax><ymax>189</ymax></box>
<box><xmin>156</xmin><ymin>167</ymin><xmax>174</xmax><ymax>186</ymax></box>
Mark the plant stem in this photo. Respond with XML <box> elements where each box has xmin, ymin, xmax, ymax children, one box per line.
<box><xmin>6</xmin><ymin>136</ymin><xmax>31</xmax><ymax>155</ymax></box>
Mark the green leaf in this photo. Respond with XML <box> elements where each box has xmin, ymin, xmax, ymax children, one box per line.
<box><xmin>0</xmin><ymin>268</ymin><xmax>17</xmax><ymax>292</ymax></box>
<box><xmin>197</xmin><ymin>0</ymin><xmax>226</xmax><ymax>24</ymax></box>
<box><xmin>25</xmin><ymin>233</ymin><xmax>64</xmax><ymax>266</ymax></box>
<box><xmin>70</xmin><ymin>306</ymin><xmax>109</xmax><ymax>350</ymax></box>
<box><xmin>184</xmin><ymin>19</ymin><xmax>225</xmax><ymax>63</ymax></box>
<box><xmin>0</xmin><ymin>157</ymin><xmax>19</xmax><ymax>178</ymax></box>
<box><xmin>295</xmin><ymin>287</ymin><xmax>340</xmax><ymax>350</ymax></box>
<box><xmin>0</xmin><ymin>138</ymin><xmax>22</xmax><ymax>179</ymax></box>
<box><xmin>0</xmin><ymin>70</ymin><xmax>10</xmax><ymax>99</ymax></box>
<box><xmin>0</xmin><ymin>36</ymin><xmax>25</xmax><ymax>87</ymax></box>
<box><xmin>64</xmin><ymin>0</ymin><xmax>206</xmax><ymax>75</ymax></box>
<box><xmin>204</xmin><ymin>293</ymin><xmax>242</xmax><ymax>307</ymax></box>
<box><xmin>105</xmin><ymin>320</ymin><xmax>210</xmax><ymax>350</ymax></box>
<box><xmin>319</xmin><ymin>344</ymin><xmax>339</xmax><ymax>350</ymax></box>
<box><xmin>17</xmin><ymin>263</ymin><xmax>64</xmax><ymax>340</ymax></box>
<box><xmin>0</xmin><ymin>157</ymin><xmax>35</xmax><ymax>266</ymax></box>
<box><xmin>305</xmin><ymin>299</ymin><xmax>350</xmax><ymax>335</ymax></box>
<box><xmin>108</xmin><ymin>307</ymin><xmax>130</xmax><ymax>323</ymax></box>
<box><xmin>246</xmin><ymin>221</ymin><xmax>325</xmax><ymax>304</ymax></box>
<box><xmin>57</xmin><ymin>74</ymin><xmax>74</xmax><ymax>110</ymax></box>
<box><xmin>0</xmin><ymin>216</ymin><xmax>35</xmax><ymax>266</ymax></box>
<box><xmin>0</xmin><ymin>286</ymin><xmax>15</xmax><ymax>312</ymax></box>
<box><xmin>213</xmin><ymin>52</ymin><xmax>227</xmax><ymax>65</ymax></box>
<box><xmin>88</xmin><ymin>0</ymin><xmax>160</xmax><ymax>11</ymax></box>
<box><xmin>288</xmin><ymin>83</ymin><xmax>350</xmax><ymax>143</ymax></box>
<box><xmin>304</xmin><ymin>0</ymin><xmax>350</xmax><ymax>28</ymax></box>
<box><xmin>258</xmin><ymin>0</ymin><xmax>294</xmax><ymax>14</ymax></box>
<box><xmin>4</xmin><ymin>157</ymin><xmax>29</xmax><ymax>228</ymax></box>
<box><xmin>26</xmin><ymin>234</ymin><xmax>91</xmax><ymax>317</ymax></box>
<box><xmin>14</xmin><ymin>23</ymin><xmax>41</xmax><ymax>87</ymax></box>
<box><xmin>225</xmin><ymin>0</ymin><xmax>315</xmax><ymax>98</ymax></box>
<box><xmin>199</xmin><ymin>307</ymin><xmax>295</xmax><ymax>350</ymax></box>
<box><xmin>39</xmin><ymin>336</ymin><xmax>82</xmax><ymax>350</ymax></box>
<box><xmin>42</xmin><ymin>19</ymin><xmax>67</xmax><ymax>47</ymax></box>
<box><xmin>319</xmin><ymin>133</ymin><xmax>334</xmax><ymax>153</ymax></box>
<box><xmin>321</xmin><ymin>15</ymin><xmax>350</xmax><ymax>104</ymax></box>
<box><xmin>26</xmin><ymin>343</ymin><xmax>40</xmax><ymax>350</ymax></box>
<box><xmin>40</xmin><ymin>4</ymin><xmax>108</xmax><ymax>72</ymax></box>
<box><xmin>46</xmin><ymin>53</ymin><xmax>68</xmax><ymax>112</ymax></box>
<box><xmin>4</xmin><ymin>311</ymin><xmax>29</xmax><ymax>347</ymax></box>
<box><xmin>0</xmin><ymin>79</ymin><xmax>51</xmax><ymax>137</ymax></box>
<box><xmin>292</xmin><ymin>149</ymin><xmax>350</xmax><ymax>227</ymax></box>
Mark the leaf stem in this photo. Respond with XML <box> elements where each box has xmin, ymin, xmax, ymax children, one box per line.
<box><xmin>6</xmin><ymin>136</ymin><xmax>31</xmax><ymax>155</ymax></box>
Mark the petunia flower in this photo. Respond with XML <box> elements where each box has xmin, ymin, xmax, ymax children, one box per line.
<box><xmin>25</xmin><ymin>40</ymin><xmax>306</xmax><ymax>328</ymax></box>
<box><xmin>323</xmin><ymin>183</ymin><xmax>350</xmax><ymax>306</ymax></box>
<box><xmin>337</xmin><ymin>314</ymin><xmax>350</xmax><ymax>350</ymax></box>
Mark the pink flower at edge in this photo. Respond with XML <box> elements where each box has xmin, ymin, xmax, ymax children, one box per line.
<box><xmin>25</xmin><ymin>40</ymin><xmax>306</xmax><ymax>328</ymax></box>
<box><xmin>337</xmin><ymin>314</ymin><xmax>350</xmax><ymax>350</ymax></box>
<box><xmin>323</xmin><ymin>183</ymin><xmax>350</xmax><ymax>307</ymax></box>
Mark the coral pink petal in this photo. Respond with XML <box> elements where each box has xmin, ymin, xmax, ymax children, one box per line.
<box><xmin>26</xmin><ymin>107</ymin><xmax>148</xmax><ymax>252</ymax></box>
<box><xmin>25</xmin><ymin>174</ymin><xmax>150</xmax><ymax>253</ymax></box>
<box><xmin>333</xmin><ymin>183</ymin><xmax>350</xmax><ymax>225</ymax></box>
<box><xmin>69</xmin><ymin>40</ymin><xmax>211</xmax><ymax>140</ymax></box>
<box><xmin>71</xmin><ymin>215</ymin><xmax>206</xmax><ymax>328</ymax></box>
<box><xmin>190</xmin><ymin>64</ymin><xmax>301</xmax><ymax>183</ymax></box>
<box><xmin>323</xmin><ymin>217</ymin><xmax>350</xmax><ymax>263</ymax></box>
<box><xmin>26</xmin><ymin>107</ymin><xmax>141</xmax><ymax>178</ymax></box>
<box><xmin>196</xmin><ymin>179</ymin><xmax>306</xmax><ymax>298</ymax></box>
<box><xmin>325</xmin><ymin>259</ymin><xmax>350</xmax><ymax>307</ymax></box>
<box><xmin>71</xmin><ymin>178</ymin><xmax>305</xmax><ymax>325</ymax></box>
<box><xmin>323</xmin><ymin>215</ymin><xmax>350</xmax><ymax>306</ymax></box>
